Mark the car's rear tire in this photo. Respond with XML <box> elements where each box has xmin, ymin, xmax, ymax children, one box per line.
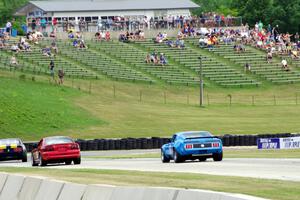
<box><xmin>65</xmin><ymin>160</ymin><xmax>72</xmax><ymax>165</ymax></box>
<box><xmin>39</xmin><ymin>154</ymin><xmax>47</xmax><ymax>166</ymax></box>
<box><xmin>74</xmin><ymin>157</ymin><xmax>81</xmax><ymax>165</ymax></box>
<box><xmin>173</xmin><ymin>150</ymin><xmax>183</xmax><ymax>163</ymax></box>
<box><xmin>213</xmin><ymin>152</ymin><xmax>223</xmax><ymax>162</ymax></box>
<box><xmin>161</xmin><ymin>150</ymin><xmax>170</xmax><ymax>163</ymax></box>
<box><xmin>199</xmin><ymin>157</ymin><xmax>207</xmax><ymax>162</ymax></box>
<box><xmin>22</xmin><ymin>155</ymin><xmax>27</xmax><ymax>162</ymax></box>
<box><xmin>31</xmin><ymin>154</ymin><xmax>38</xmax><ymax>166</ymax></box>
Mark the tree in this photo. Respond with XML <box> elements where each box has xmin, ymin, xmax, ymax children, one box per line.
<box><xmin>270</xmin><ymin>0</ymin><xmax>300</xmax><ymax>33</ymax></box>
<box><xmin>233</xmin><ymin>0</ymin><xmax>273</xmax><ymax>26</ymax></box>
<box><xmin>192</xmin><ymin>0</ymin><xmax>237</xmax><ymax>16</ymax></box>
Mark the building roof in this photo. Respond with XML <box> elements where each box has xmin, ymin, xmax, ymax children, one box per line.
<box><xmin>16</xmin><ymin>0</ymin><xmax>199</xmax><ymax>15</ymax></box>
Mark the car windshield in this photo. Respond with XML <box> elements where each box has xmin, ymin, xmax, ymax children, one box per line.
<box><xmin>0</xmin><ymin>139</ymin><xmax>20</xmax><ymax>145</ymax></box>
<box><xmin>44</xmin><ymin>137</ymin><xmax>73</xmax><ymax>145</ymax></box>
<box><xmin>182</xmin><ymin>132</ymin><xmax>212</xmax><ymax>138</ymax></box>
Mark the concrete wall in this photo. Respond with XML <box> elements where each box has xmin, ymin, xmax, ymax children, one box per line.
<box><xmin>0</xmin><ymin>173</ymin><xmax>268</xmax><ymax>200</ymax></box>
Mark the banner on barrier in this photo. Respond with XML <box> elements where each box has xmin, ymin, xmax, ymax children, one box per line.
<box><xmin>257</xmin><ymin>138</ymin><xmax>280</xmax><ymax>149</ymax></box>
<box><xmin>280</xmin><ymin>137</ymin><xmax>300</xmax><ymax>149</ymax></box>
<box><xmin>258</xmin><ymin>136</ymin><xmax>300</xmax><ymax>149</ymax></box>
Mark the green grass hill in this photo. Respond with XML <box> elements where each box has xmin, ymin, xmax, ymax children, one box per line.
<box><xmin>1</xmin><ymin>71</ymin><xmax>300</xmax><ymax>141</ymax></box>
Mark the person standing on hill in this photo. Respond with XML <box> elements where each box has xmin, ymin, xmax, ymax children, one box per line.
<box><xmin>58</xmin><ymin>69</ymin><xmax>65</xmax><ymax>84</ymax></box>
<box><xmin>6</xmin><ymin>21</ymin><xmax>12</xmax><ymax>35</ymax></box>
<box><xmin>273</xmin><ymin>25</ymin><xmax>280</xmax><ymax>42</ymax></box>
<box><xmin>49</xmin><ymin>59</ymin><xmax>55</xmax><ymax>79</ymax></box>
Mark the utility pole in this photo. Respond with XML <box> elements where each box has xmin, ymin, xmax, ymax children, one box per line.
<box><xmin>198</xmin><ymin>57</ymin><xmax>204</xmax><ymax>107</ymax></box>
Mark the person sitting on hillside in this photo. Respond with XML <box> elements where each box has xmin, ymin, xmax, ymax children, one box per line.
<box><xmin>105</xmin><ymin>31</ymin><xmax>111</xmax><ymax>41</ymax></box>
<box><xmin>291</xmin><ymin>50</ymin><xmax>299</xmax><ymax>59</ymax></box>
<box><xmin>234</xmin><ymin>43</ymin><xmax>245</xmax><ymax>53</ymax></box>
<box><xmin>119</xmin><ymin>33</ymin><xmax>128</xmax><ymax>42</ymax></box>
<box><xmin>166</xmin><ymin>40</ymin><xmax>175</xmax><ymax>48</ymax></box>
<box><xmin>50</xmin><ymin>31</ymin><xmax>56</xmax><ymax>39</ymax></box>
<box><xmin>155</xmin><ymin>32</ymin><xmax>163</xmax><ymax>43</ymax></box>
<box><xmin>139</xmin><ymin>30</ymin><xmax>145</xmax><ymax>40</ymax></box>
<box><xmin>72</xmin><ymin>39</ymin><xmax>79</xmax><ymax>48</ymax></box>
<box><xmin>51</xmin><ymin>40</ymin><xmax>58</xmax><ymax>54</ymax></box>
<box><xmin>75</xmin><ymin>31</ymin><xmax>82</xmax><ymax>39</ymax></box>
<box><xmin>175</xmin><ymin>39</ymin><xmax>185</xmax><ymax>49</ymax></box>
<box><xmin>266</xmin><ymin>51</ymin><xmax>273</xmax><ymax>63</ymax></box>
<box><xmin>244</xmin><ymin>63</ymin><xmax>251</xmax><ymax>72</ymax></box>
<box><xmin>160</xmin><ymin>53</ymin><xmax>168</xmax><ymax>66</ymax></box>
<box><xmin>296</xmin><ymin>42</ymin><xmax>300</xmax><ymax>51</ymax></box>
<box><xmin>154</xmin><ymin>53</ymin><xmax>159</xmax><ymax>65</ymax></box>
<box><xmin>68</xmin><ymin>31</ymin><xmax>75</xmax><ymax>39</ymax></box>
<box><xmin>150</xmin><ymin>53</ymin><xmax>156</xmax><ymax>63</ymax></box>
<box><xmin>0</xmin><ymin>38</ymin><xmax>4</xmax><ymax>49</ymax></box>
<box><xmin>145</xmin><ymin>54</ymin><xmax>151</xmax><ymax>63</ymax></box>
<box><xmin>11</xmin><ymin>43</ymin><xmax>20</xmax><ymax>53</ymax></box>
<box><xmin>281</xmin><ymin>59</ymin><xmax>290</xmax><ymax>71</ymax></box>
<box><xmin>79</xmin><ymin>39</ymin><xmax>87</xmax><ymax>49</ymax></box>
<box><xmin>42</xmin><ymin>46</ymin><xmax>52</xmax><ymax>57</ymax></box>
<box><xmin>177</xmin><ymin>31</ymin><xmax>184</xmax><ymax>39</ymax></box>
<box><xmin>162</xmin><ymin>32</ymin><xmax>168</xmax><ymax>41</ymax></box>
<box><xmin>23</xmin><ymin>41</ymin><xmax>32</xmax><ymax>52</ymax></box>
<box><xmin>95</xmin><ymin>32</ymin><xmax>101</xmax><ymax>41</ymax></box>
<box><xmin>199</xmin><ymin>37</ymin><xmax>207</xmax><ymax>48</ymax></box>
<box><xmin>31</xmin><ymin>32</ymin><xmax>39</xmax><ymax>44</ymax></box>
<box><xmin>10</xmin><ymin>55</ymin><xmax>19</xmax><ymax>66</ymax></box>
<box><xmin>207</xmin><ymin>38</ymin><xmax>214</xmax><ymax>51</ymax></box>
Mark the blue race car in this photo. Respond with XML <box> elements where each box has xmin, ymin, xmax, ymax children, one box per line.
<box><xmin>0</xmin><ymin>138</ymin><xmax>27</xmax><ymax>162</ymax></box>
<box><xmin>161</xmin><ymin>131</ymin><xmax>223</xmax><ymax>163</ymax></box>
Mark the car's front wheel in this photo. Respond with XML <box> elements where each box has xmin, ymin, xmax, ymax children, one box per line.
<box><xmin>213</xmin><ymin>152</ymin><xmax>223</xmax><ymax>162</ymax></box>
<box><xmin>161</xmin><ymin>150</ymin><xmax>170</xmax><ymax>163</ymax></box>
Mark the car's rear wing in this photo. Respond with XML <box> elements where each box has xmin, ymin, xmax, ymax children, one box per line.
<box><xmin>185</xmin><ymin>136</ymin><xmax>219</xmax><ymax>140</ymax></box>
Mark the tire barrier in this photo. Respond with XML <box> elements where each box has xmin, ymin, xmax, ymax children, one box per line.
<box><xmin>0</xmin><ymin>173</ymin><xmax>268</xmax><ymax>200</ymax></box>
<box><xmin>23</xmin><ymin>133</ymin><xmax>295</xmax><ymax>152</ymax></box>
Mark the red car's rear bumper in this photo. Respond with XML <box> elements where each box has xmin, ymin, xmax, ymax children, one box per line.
<box><xmin>41</xmin><ymin>150</ymin><xmax>80</xmax><ymax>161</ymax></box>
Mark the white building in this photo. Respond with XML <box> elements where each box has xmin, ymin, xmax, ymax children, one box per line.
<box><xmin>16</xmin><ymin>0</ymin><xmax>199</xmax><ymax>31</ymax></box>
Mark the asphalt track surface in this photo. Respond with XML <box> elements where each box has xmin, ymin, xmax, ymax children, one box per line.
<box><xmin>0</xmin><ymin>149</ymin><xmax>299</xmax><ymax>182</ymax></box>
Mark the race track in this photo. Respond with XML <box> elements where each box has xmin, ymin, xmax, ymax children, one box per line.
<box><xmin>0</xmin><ymin>149</ymin><xmax>299</xmax><ymax>182</ymax></box>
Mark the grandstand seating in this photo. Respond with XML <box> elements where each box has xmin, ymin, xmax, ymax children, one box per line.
<box><xmin>134</xmin><ymin>40</ymin><xmax>260</xmax><ymax>87</ymax></box>
<box><xmin>2</xmin><ymin>36</ymin><xmax>300</xmax><ymax>87</ymax></box>
<box><xmin>188</xmin><ymin>39</ymin><xmax>300</xmax><ymax>84</ymax></box>
<box><xmin>87</xmin><ymin>40</ymin><xmax>200</xmax><ymax>86</ymax></box>
<box><xmin>39</xmin><ymin>40</ymin><xmax>154</xmax><ymax>83</ymax></box>
<box><xmin>1</xmin><ymin>41</ymin><xmax>98</xmax><ymax>78</ymax></box>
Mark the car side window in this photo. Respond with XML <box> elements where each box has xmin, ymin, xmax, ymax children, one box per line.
<box><xmin>171</xmin><ymin>135</ymin><xmax>177</xmax><ymax>142</ymax></box>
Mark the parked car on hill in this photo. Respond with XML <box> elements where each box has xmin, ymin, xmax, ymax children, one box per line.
<box><xmin>161</xmin><ymin>131</ymin><xmax>223</xmax><ymax>163</ymax></box>
<box><xmin>0</xmin><ymin>138</ymin><xmax>27</xmax><ymax>162</ymax></box>
<box><xmin>31</xmin><ymin>136</ymin><xmax>81</xmax><ymax>166</ymax></box>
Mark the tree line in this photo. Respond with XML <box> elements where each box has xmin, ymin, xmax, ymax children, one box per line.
<box><xmin>193</xmin><ymin>0</ymin><xmax>300</xmax><ymax>33</ymax></box>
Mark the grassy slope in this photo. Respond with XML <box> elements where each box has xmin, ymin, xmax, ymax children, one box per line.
<box><xmin>1</xmin><ymin>167</ymin><xmax>299</xmax><ymax>200</ymax></box>
<box><xmin>1</xmin><ymin>71</ymin><xmax>300</xmax><ymax>140</ymax></box>
<box><xmin>0</xmin><ymin>76</ymin><xmax>103</xmax><ymax>140</ymax></box>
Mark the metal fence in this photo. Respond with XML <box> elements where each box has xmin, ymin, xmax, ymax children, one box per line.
<box><xmin>25</xmin><ymin>17</ymin><xmax>243</xmax><ymax>33</ymax></box>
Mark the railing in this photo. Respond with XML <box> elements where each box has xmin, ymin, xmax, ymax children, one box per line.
<box><xmin>25</xmin><ymin>17</ymin><xmax>243</xmax><ymax>33</ymax></box>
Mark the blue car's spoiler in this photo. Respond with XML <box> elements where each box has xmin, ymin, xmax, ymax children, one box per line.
<box><xmin>185</xmin><ymin>136</ymin><xmax>219</xmax><ymax>140</ymax></box>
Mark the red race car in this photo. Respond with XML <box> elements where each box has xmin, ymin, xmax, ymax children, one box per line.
<box><xmin>31</xmin><ymin>136</ymin><xmax>81</xmax><ymax>166</ymax></box>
